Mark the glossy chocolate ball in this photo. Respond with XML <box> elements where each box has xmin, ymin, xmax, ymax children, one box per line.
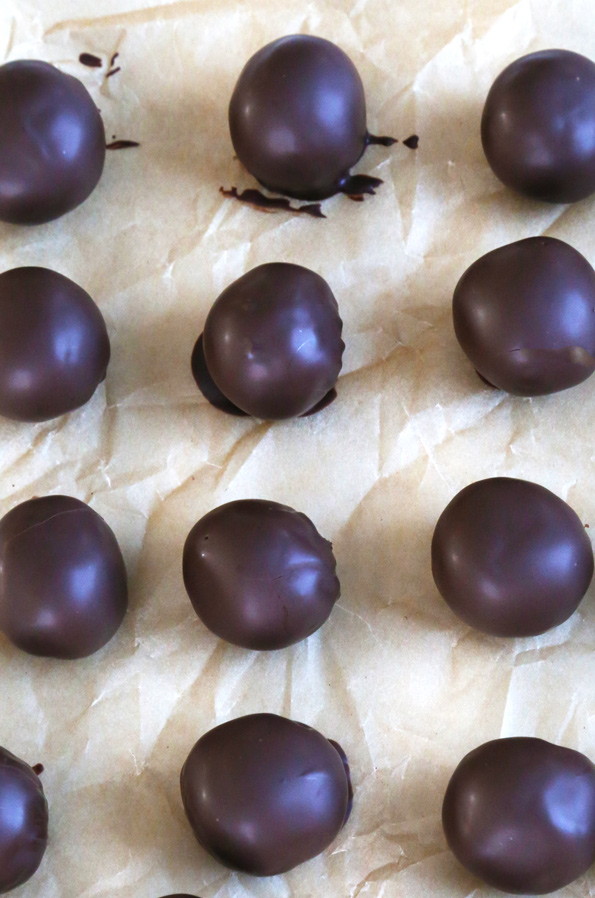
<box><xmin>229</xmin><ymin>35</ymin><xmax>394</xmax><ymax>201</ymax></box>
<box><xmin>443</xmin><ymin>738</ymin><xmax>595</xmax><ymax>894</ymax></box>
<box><xmin>0</xmin><ymin>60</ymin><xmax>106</xmax><ymax>224</ymax></box>
<box><xmin>197</xmin><ymin>263</ymin><xmax>344</xmax><ymax>419</ymax></box>
<box><xmin>0</xmin><ymin>495</ymin><xmax>128</xmax><ymax>659</ymax></box>
<box><xmin>183</xmin><ymin>499</ymin><xmax>340</xmax><ymax>650</ymax></box>
<box><xmin>432</xmin><ymin>477</ymin><xmax>593</xmax><ymax>637</ymax></box>
<box><xmin>453</xmin><ymin>237</ymin><xmax>595</xmax><ymax>396</ymax></box>
<box><xmin>180</xmin><ymin>713</ymin><xmax>352</xmax><ymax>876</ymax></box>
<box><xmin>482</xmin><ymin>50</ymin><xmax>595</xmax><ymax>203</ymax></box>
<box><xmin>0</xmin><ymin>267</ymin><xmax>110</xmax><ymax>422</ymax></box>
<box><xmin>0</xmin><ymin>746</ymin><xmax>48</xmax><ymax>893</ymax></box>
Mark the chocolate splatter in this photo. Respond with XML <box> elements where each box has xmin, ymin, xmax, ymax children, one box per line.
<box><xmin>110</xmin><ymin>52</ymin><xmax>119</xmax><ymax>67</ymax></box>
<box><xmin>32</xmin><ymin>764</ymin><xmax>44</xmax><ymax>776</ymax></box>
<box><xmin>403</xmin><ymin>134</ymin><xmax>419</xmax><ymax>149</ymax></box>
<box><xmin>106</xmin><ymin>140</ymin><xmax>140</xmax><ymax>150</ymax></box>
<box><xmin>339</xmin><ymin>174</ymin><xmax>384</xmax><ymax>197</ymax></box>
<box><xmin>220</xmin><ymin>186</ymin><xmax>325</xmax><ymax>219</ymax></box>
<box><xmin>79</xmin><ymin>53</ymin><xmax>102</xmax><ymax>68</ymax></box>
<box><xmin>367</xmin><ymin>133</ymin><xmax>397</xmax><ymax>147</ymax></box>
<box><xmin>106</xmin><ymin>67</ymin><xmax>121</xmax><ymax>78</ymax></box>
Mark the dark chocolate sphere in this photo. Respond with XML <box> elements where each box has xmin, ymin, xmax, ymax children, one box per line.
<box><xmin>0</xmin><ymin>746</ymin><xmax>48</xmax><ymax>893</ymax></box>
<box><xmin>443</xmin><ymin>738</ymin><xmax>595</xmax><ymax>894</ymax></box>
<box><xmin>229</xmin><ymin>35</ymin><xmax>390</xmax><ymax>200</ymax></box>
<box><xmin>482</xmin><ymin>50</ymin><xmax>595</xmax><ymax>203</ymax></box>
<box><xmin>481</xmin><ymin>50</ymin><xmax>595</xmax><ymax>203</ymax></box>
<box><xmin>0</xmin><ymin>267</ymin><xmax>111</xmax><ymax>422</ymax></box>
<box><xmin>453</xmin><ymin>237</ymin><xmax>595</xmax><ymax>396</ymax></box>
<box><xmin>432</xmin><ymin>477</ymin><xmax>593</xmax><ymax>637</ymax></box>
<box><xmin>0</xmin><ymin>495</ymin><xmax>128</xmax><ymax>659</ymax></box>
<box><xmin>183</xmin><ymin>499</ymin><xmax>340</xmax><ymax>650</ymax></box>
<box><xmin>0</xmin><ymin>60</ymin><xmax>106</xmax><ymax>224</ymax></box>
<box><xmin>180</xmin><ymin>713</ymin><xmax>352</xmax><ymax>876</ymax></box>
<box><xmin>197</xmin><ymin>263</ymin><xmax>344</xmax><ymax>419</ymax></box>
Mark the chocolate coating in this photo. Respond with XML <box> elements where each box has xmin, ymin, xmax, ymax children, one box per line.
<box><xmin>0</xmin><ymin>746</ymin><xmax>48</xmax><ymax>893</ymax></box>
<box><xmin>180</xmin><ymin>713</ymin><xmax>351</xmax><ymax>876</ymax></box>
<box><xmin>432</xmin><ymin>477</ymin><xmax>594</xmax><ymax>637</ymax></box>
<box><xmin>197</xmin><ymin>263</ymin><xmax>344</xmax><ymax>419</ymax></box>
<box><xmin>443</xmin><ymin>738</ymin><xmax>595</xmax><ymax>894</ymax></box>
<box><xmin>0</xmin><ymin>495</ymin><xmax>128</xmax><ymax>659</ymax></box>
<box><xmin>0</xmin><ymin>60</ymin><xmax>105</xmax><ymax>224</ymax></box>
<box><xmin>482</xmin><ymin>50</ymin><xmax>595</xmax><ymax>203</ymax></box>
<box><xmin>453</xmin><ymin>237</ymin><xmax>595</xmax><ymax>396</ymax></box>
<box><xmin>183</xmin><ymin>499</ymin><xmax>340</xmax><ymax>650</ymax></box>
<box><xmin>229</xmin><ymin>35</ymin><xmax>393</xmax><ymax>200</ymax></box>
<box><xmin>0</xmin><ymin>267</ymin><xmax>110</xmax><ymax>422</ymax></box>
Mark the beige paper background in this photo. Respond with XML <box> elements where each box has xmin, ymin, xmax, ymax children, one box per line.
<box><xmin>2</xmin><ymin>0</ymin><xmax>595</xmax><ymax>896</ymax></box>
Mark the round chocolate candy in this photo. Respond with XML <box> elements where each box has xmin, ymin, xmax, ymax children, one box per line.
<box><xmin>0</xmin><ymin>60</ymin><xmax>106</xmax><ymax>224</ymax></box>
<box><xmin>229</xmin><ymin>35</ymin><xmax>394</xmax><ymax>201</ymax></box>
<box><xmin>181</xmin><ymin>713</ymin><xmax>352</xmax><ymax>876</ymax></box>
<box><xmin>453</xmin><ymin>237</ymin><xmax>595</xmax><ymax>396</ymax></box>
<box><xmin>183</xmin><ymin>499</ymin><xmax>340</xmax><ymax>650</ymax></box>
<box><xmin>482</xmin><ymin>50</ymin><xmax>595</xmax><ymax>203</ymax></box>
<box><xmin>432</xmin><ymin>477</ymin><xmax>593</xmax><ymax>637</ymax></box>
<box><xmin>0</xmin><ymin>746</ymin><xmax>48</xmax><ymax>893</ymax></box>
<box><xmin>0</xmin><ymin>495</ymin><xmax>128</xmax><ymax>659</ymax></box>
<box><xmin>0</xmin><ymin>267</ymin><xmax>111</xmax><ymax>422</ymax></box>
<box><xmin>443</xmin><ymin>737</ymin><xmax>595</xmax><ymax>894</ymax></box>
<box><xmin>194</xmin><ymin>263</ymin><xmax>344</xmax><ymax>419</ymax></box>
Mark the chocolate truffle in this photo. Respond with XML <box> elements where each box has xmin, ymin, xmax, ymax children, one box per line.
<box><xmin>453</xmin><ymin>237</ymin><xmax>595</xmax><ymax>396</ymax></box>
<box><xmin>482</xmin><ymin>50</ymin><xmax>595</xmax><ymax>203</ymax></box>
<box><xmin>183</xmin><ymin>499</ymin><xmax>340</xmax><ymax>650</ymax></box>
<box><xmin>0</xmin><ymin>267</ymin><xmax>111</xmax><ymax>422</ymax></box>
<box><xmin>0</xmin><ymin>495</ymin><xmax>128</xmax><ymax>659</ymax></box>
<box><xmin>0</xmin><ymin>60</ymin><xmax>106</xmax><ymax>224</ymax></box>
<box><xmin>229</xmin><ymin>35</ymin><xmax>394</xmax><ymax>201</ymax></box>
<box><xmin>180</xmin><ymin>713</ymin><xmax>352</xmax><ymax>876</ymax></box>
<box><xmin>443</xmin><ymin>738</ymin><xmax>595</xmax><ymax>894</ymax></box>
<box><xmin>194</xmin><ymin>263</ymin><xmax>344</xmax><ymax>419</ymax></box>
<box><xmin>0</xmin><ymin>746</ymin><xmax>48</xmax><ymax>893</ymax></box>
<box><xmin>432</xmin><ymin>477</ymin><xmax>593</xmax><ymax>637</ymax></box>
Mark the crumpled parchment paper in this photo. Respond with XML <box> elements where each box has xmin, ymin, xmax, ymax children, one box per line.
<box><xmin>2</xmin><ymin>1</ymin><xmax>595</xmax><ymax>896</ymax></box>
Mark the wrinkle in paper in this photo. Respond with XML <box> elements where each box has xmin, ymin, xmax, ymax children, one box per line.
<box><xmin>2</xmin><ymin>1</ymin><xmax>595</xmax><ymax>897</ymax></box>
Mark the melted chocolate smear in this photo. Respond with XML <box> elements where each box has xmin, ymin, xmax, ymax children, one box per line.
<box><xmin>110</xmin><ymin>52</ymin><xmax>119</xmax><ymax>67</ymax></box>
<box><xmin>32</xmin><ymin>764</ymin><xmax>44</xmax><ymax>776</ymax></box>
<box><xmin>106</xmin><ymin>67</ymin><xmax>121</xmax><ymax>78</ymax></box>
<box><xmin>220</xmin><ymin>187</ymin><xmax>325</xmax><ymax>219</ymax></box>
<box><xmin>340</xmin><ymin>174</ymin><xmax>383</xmax><ymax>197</ymax></box>
<box><xmin>367</xmin><ymin>132</ymin><xmax>397</xmax><ymax>147</ymax></box>
<box><xmin>191</xmin><ymin>334</ymin><xmax>248</xmax><ymax>417</ymax></box>
<box><xmin>192</xmin><ymin>333</ymin><xmax>337</xmax><ymax>419</ymax></box>
<box><xmin>403</xmin><ymin>134</ymin><xmax>419</xmax><ymax>149</ymax></box>
<box><xmin>106</xmin><ymin>140</ymin><xmax>140</xmax><ymax>150</ymax></box>
<box><xmin>79</xmin><ymin>53</ymin><xmax>102</xmax><ymax>68</ymax></box>
<box><xmin>328</xmin><ymin>740</ymin><xmax>354</xmax><ymax>825</ymax></box>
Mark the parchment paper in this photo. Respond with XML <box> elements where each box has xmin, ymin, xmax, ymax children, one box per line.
<box><xmin>3</xmin><ymin>0</ymin><xmax>595</xmax><ymax>896</ymax></box>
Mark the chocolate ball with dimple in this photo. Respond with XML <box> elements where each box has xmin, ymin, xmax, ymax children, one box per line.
<box><xmin>229</xmin><ymin>35</ymin><xmax>394</xmax><ymax>201</ymax></box>
<box><xmin>194</xmin><ymin>263</ymin><xmax>344</xmax><ymax>419</ymax></box>
<box><xmin>0</xmin><ymin>495</ymin><xmax>128</xmax><ymax>659</ymax></box>
<box><xmin>0</xmin><ymin>746</ymin><xmax>48</xmax><ymax>893</ymax></box>
<box><xmin>0</xmin><ymin>267</ymin><xmax>111</xmax><ymax>422</ymax></box>
<box><xmin>432</xmin><ymin>477</ymin><xmax>593</xmax><ymax>637</ymax></box>
<box><xmin>482</xmin><ymin>50</ymin><xmax>595</xmax><ymax>203</ymax></box>
<box><xmin>453</xmin><ymin>237</ymin><xmax>595</xmax><ymax>396</ymax></box>
<box><xmin>180</xmin><ymin>713</ymin><xmax>352</xmax><ymax>876</ymax></box>
<box><xmin>0</xmin><ymin>60</ymin><xmax>106</xmax><ymax>224</ymax></box>
<box><xmin>443</xmin><ymin>738</ymin><xmax>595</xmax><ymax>894</ymax></box>
<box><xmin>183</xmin><ymin>499</ymin><xmax>340</xmax><ymax>650</ymax></box>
